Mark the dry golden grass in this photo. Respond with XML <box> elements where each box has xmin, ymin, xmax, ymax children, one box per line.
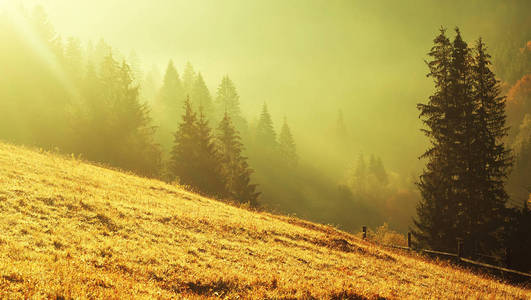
<box><xmin>0</xmin><ymin>142</ymin><xmax>529</xmax><ymax>299</ymax></box>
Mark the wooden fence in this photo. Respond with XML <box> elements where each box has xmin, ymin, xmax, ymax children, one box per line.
<box><xmin>361</xmin><ymin>226</ymin><xmax>531</xmax><ymax>283</ymax></box>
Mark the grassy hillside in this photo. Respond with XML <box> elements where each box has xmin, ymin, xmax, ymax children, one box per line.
<box><xmin>0</xmin><ymin>142</ymin><xmax>529</xmax><ymax>299</ymax></box>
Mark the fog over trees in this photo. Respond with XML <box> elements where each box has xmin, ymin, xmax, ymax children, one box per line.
<box><xmin>0</xmin><ymin>0</ymin><xmax>529</xmax><ymax>271</ymax></box>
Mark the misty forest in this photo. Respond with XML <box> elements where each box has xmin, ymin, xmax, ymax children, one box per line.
<box><xmin>0</xmin><ymin>1</ymin><xmax>530</xmax><ymax>295</ymax></box>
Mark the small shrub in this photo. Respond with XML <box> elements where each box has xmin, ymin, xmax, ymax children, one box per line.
<box><xmin>362</xmin><ymin>223</ymin><xmax>407</xmax><ymax>247</ymax></box>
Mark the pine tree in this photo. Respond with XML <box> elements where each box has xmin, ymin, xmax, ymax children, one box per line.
<box><xmin>217</xmin><ymin>112</ymin><xmax>260</xmax><ymax>206</ymax></box>
<box><xmin>191</xmin><ymin>72</ymin><xmax>214</xmax><ymax>119</ymax></box>
<box><xmin>182</xmin><ymin>61</ymin><xmax>196</xmax><ymax>98</ymax></box>
<box><xmin>30</xmin><ymin>6</ymin><xmax>58</xmax><ymax>49</ymax></box>
<box><xmin>369</xmin><ymin>155</ymin><xmax>388</xmax><ymax>185</ymax></box>
<box><xmin>128</xmin><ymin>50</ymin><xmax>144</xmax><ymax>87</ymax></box>
<box><xmin>508</xmin><ymin>133</ymin><xmax>531</xmax><ymax>203</ymax></box>
<box><xmin>468</xmin><ymin>38</ymin><xmax>512</xmax><ymax>251</ymax></box>
<box><xmin>64</xmin><ymin>37</ymin><xmax>84</xmax><ymax>83</ymax></box>
<box><xmin>279</xmin><ymin>117</ymin><xmax>298</xmax><ymax>166</ymax></box>
<box><xmin>256</xmin><ymin>102</ymin><xmax>277</xmax><ymax>149</ymax></box>
<box><xmin>415</xmin><ymin>28</ymin><xmax>513</xmax><ymax>253</ymax></box>
<box><xmin>170</xmin><ymin>97</ymin><xmax>199</xmax><ymax>187</ymax></box>
<box><xmin>214</xmin><ymin>75</ymin><xmax>247</xmax><ymax>132</ymax></box>
<box><xmin>93</xmin><ymin>39</ymin><xmax>112</xmax><ymax>72</ymax></box>
<box><xmin>74</xmin><ymin>53</ymin><xmax>160</xmax><ymax>177</ymax></box>
<box><xmin>153</xmin><ymin>60</ymin><xmax>184</xmax><ymax>156</ymax></box>
<box><xmin>194</xmin><ymin>107</ymin><xmax>227</xmax><ymax>197</ymax></box>
<box><xmin>353</xmin><ymin>154</ymin><xmax>367</xmax><ymax>194</ymax></box>
<box><xmin>142</xmin><ymin>64</ymin><xmax>161</xmax><ymax>104</ymax></box>
<box><xmin>156</xmin><ymin>60</ymin><xmax>183</xmax><ymax>116</ymax></box>
<box><xmin>414</xmin><ymin>28</ymin><xmax>458</xmax><ymax>251</ymax></box>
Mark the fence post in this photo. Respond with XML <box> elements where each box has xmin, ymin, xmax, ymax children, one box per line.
<box><xmin>457</xmin><ymin>238</ymin><xmax>463</xmax><ymax>259</ymax></box>
<box><xmin>407</xmin><ymin>232</ymin><xmax>412</xmax><ymax>249</ymax></box>
<box><xmin>505</xmin><ymin>248</ymin><xmax>511</xmax><ymax>268</ymax></box>
<box><xmin>362</xmin><ymin>226</ymin><xmax>367</xmax><ymax>240</ymax></box>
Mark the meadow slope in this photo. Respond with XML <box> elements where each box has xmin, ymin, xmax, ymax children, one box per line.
<box><xmin>0</xmin><ymin>142</ymin><xmax>529</xmax><ymax>299</ymax></box>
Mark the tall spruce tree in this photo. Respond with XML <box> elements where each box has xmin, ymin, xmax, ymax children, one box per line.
<box><xmin>156</xmin><ymin>60</ymin><xmax>183</xmax><ymax>116</ymax></box>
<box><xmin>217</xmin><ymin>112</ymin><xmax>260</xmax><ymax>206</ymax></box>
<box><xmin>154</xmin><ymin>60</ymin><xmax>184</xmax><ymax>156</ymax></box>
<box><xmin>194</xmin><ymin>107</ymin><xmax>227</xmax><ymax>197</ymax></box>
<box><xmin>369</xmin><ymin>155</ymin><xmax>388</xmax><ymax>185</ymax></box>
<box><xmin>469</xmin><ymin>38</ymin><xmax>512</xmax><ymax>251</ymax></box>
<box><xmin>354</xmin><ymin>154</ymin><xmax>367</xmax><ymax>194</ymax></box>
<box><xmin>191</xmin><ymin>72</ymin><xmax>214</xmax><ymax>119</ymax></box>
<box><xmin>214</xmin><ymin>75</ymin><xmax>247</xmax><ymax>132</ymax></box>
<box><xmin>415</xmin><ymin>28</ymin><xmax>513</xmax><ymax>253</ymax></box>
<box><xmin>279</xmin><ymin>117</ymin><xmax>298</xmax><ymax>166</ymax></box>
<box><xmin>73</xmin><ymin>53</ymin><xmax>160</xmax><ymax>177</ymax></box>
<box><xmin>128</xmin><ymin>50</ymin><xmax>144</xmax><ymax>87</ymax></box>
<box><xmin>414</xmin><ymin>28</ymin><xmax>460</xmax><ymax>251</ymax></box>
<box><xmin>64</xmin><ymin>37</ymin><xmax>84</xmax><ymax>84</ymax></box>
<box><xmin>182</xmin><ymin>61</ymin><xmax>196</xmax><ymax>98</ymax></box>
<box><xmin>256</xmin><ymin>102</ymin><xmax>277</xmax><ymax>149</ymax></box>
<box><xmin>170</xmin><ymin>97</ymin><xmax>199</xmax><ymax>188</ymax></box>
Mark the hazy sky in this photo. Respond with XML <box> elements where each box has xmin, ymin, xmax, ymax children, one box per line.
<box><xmin>5</xmin><ymin>0</ymin><xmax>527</xmax><ymax>173</ymax></box>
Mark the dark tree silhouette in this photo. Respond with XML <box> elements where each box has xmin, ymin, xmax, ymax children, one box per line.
<box><xmin>414</xmin><ymin>28</ymin><xmax>512</xmax><ymax>254</ymax></box>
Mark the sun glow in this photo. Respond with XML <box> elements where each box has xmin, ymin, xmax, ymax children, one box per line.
<box><xmin>2</xmin><ymin>3</ymin><xmax>79</xmax><ymax>99</ymax></box>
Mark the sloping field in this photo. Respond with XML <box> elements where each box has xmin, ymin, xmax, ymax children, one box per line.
<box><xmin>0</xmin><ymin>142</ymin><xmax>529</xmax><ymax>299</ymax></box>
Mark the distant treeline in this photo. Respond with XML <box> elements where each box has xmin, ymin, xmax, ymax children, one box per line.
<box><xmin>0</xmin><ymin>7</ymin><xmax>409</xmax><ymax>233</ymax></box>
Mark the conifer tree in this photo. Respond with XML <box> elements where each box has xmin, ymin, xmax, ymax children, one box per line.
<box><xmin>142</xmin><ymin>65</ymin><xmax>161</xmax><ymax>104</ymax></box>
<box><xmin>414</xmin><ymin>28</ymin><xmax>458</xmax><ymax>251</ymax></box>
<box><xmin>508</xmin><ymin>133</ymin><xmax>531</xmax><ymax>203</ymax></box>
<box><xmin>30</xmin><ymin>6</ymin><xmax>58</xmax><ymax>49</ymax></box>
<box><xmin>170</xmin><ymin>97</ymin><xmax>199</xmax><ymax>187</ymax></box>
<box><xmin>74</xmin><ymin>53</ymin><xmax>160</xmax><ymax>177</ymax></box>
<box><xmin>256</xmin><ymin>102</ymin><xmax>277</xmax><ymax>149</ymax></box>
<box><xmin>217</xmin><ymin>112</ymin><xmax>260</xmax><ymax>206</ymax></box>
<box><xmin>354</xmin><ymin>154</ymin><xmax>367</xmax><ymax>194</ymax></box>
<box><xmin>156</xmin><ymin>60</ymin><xmax>183</xmax><ymax>115</ymax></box>
<box><xmin>153</xmin><ymin>60</ymin><xmax>184</xmax><ymax>156</ymax></box>
<box><xmin>279</xmin><ymin>117</ymin><xmax>298</xmax><ymax>166</ymax></box>
<box><xmin>416</xmin><ymin>28</ymin><xmax>476</xmax><ymax>251</ymax></box>
<box><xmin>128</xmin><ymin>50</ymin><xmax>144</xmax><ymax>87</ymax></box>
<box><xmin>194</xmin><ymin>107</ymin><xmax>227</xmax><ymax>197</ymax></box>
<box><xmin>191</xmin><ymin>72</ymin><xmax>214</xmax><ymax>119</ymax></box>
<box><xmin>376</xmin><ymin>157</ymin><xmax>388</xmax><ymax>185</ymax></box>
<box><xmin>214</xmin><ymin>75</ymin><xmax>247</xmax><ymax>132</ymax></box>
<box><xmin>64</xmin><ymin>37</ymin><xmax>84</xmax><ymax>83</ymax></box>
<box><xmin>369</xmin><ymin>155</ymin><xmax>388</xmax><ymax>185</ymax></box>
<box><xmin>415</xmin><ymin>28</ymin><xmax>513</xmax><ymax>253</ymax></box>
<box><xmin>93</xmin><ymin>39</ymin><xmax>112</xmax><ymax>72</ymax></box>
<box><xmin>182</xmin><ymin>61</ymin><xmax>196</xmax><ymax>97</ymax></box>
<box><xmin>468</xmin><ymin>38</ymin><xmax>513</xmax><ymax>250</ymax></box>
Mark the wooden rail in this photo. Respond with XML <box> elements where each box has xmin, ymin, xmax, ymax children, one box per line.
<box><xmin>362</xmin><ymin>228</ymin><xmax>531</xmax><ymax>283</ymax></box>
